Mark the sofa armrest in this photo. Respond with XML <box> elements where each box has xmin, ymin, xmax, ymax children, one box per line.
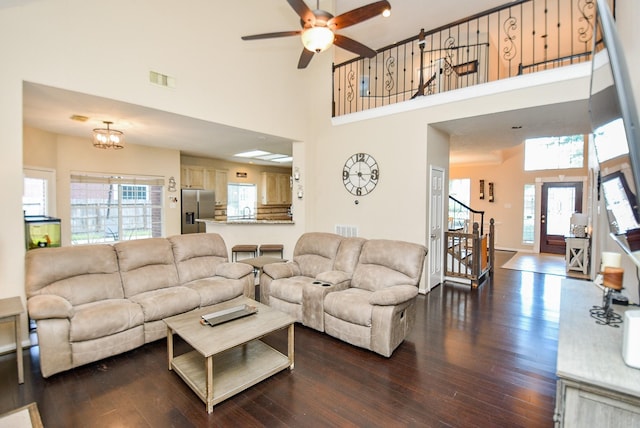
<box><xmin>368</xmin><ymin>285</ymin><xmax>418</xmax><ymax>306</ymax></box>
<box><xmin>27</xmin><ymin>295</ymin><xmax>74</xmax><ymax>320</ymax></box>
<box><xmin>215</xmin><ymin>262</ymin><xmax>254</xmax><ymax>279</ymax></box>
<box><xmin>315</xmin><ymin>270</ymin><xmax>351</xmax><ymax>287</ymax></box>
<box><xmin>262</xmin><ymin>262</ymin><xmax>300</xmax><ymax>280</ymax></box>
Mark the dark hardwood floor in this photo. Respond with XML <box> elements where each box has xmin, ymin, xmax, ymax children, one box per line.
<box><xmin>0</xmin><ymin>250</ymin><xmax>568</xmax><ymax>427</ymax></box>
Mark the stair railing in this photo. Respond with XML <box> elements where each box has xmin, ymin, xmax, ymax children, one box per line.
<box><xmin>449</xmin><ymin>195</ymin><xmax>485</xmax><ymax>235</ymax></box>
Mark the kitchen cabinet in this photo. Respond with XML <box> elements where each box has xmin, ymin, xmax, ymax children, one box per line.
<box><xmin>261</xmin><ymin>172</ymin><xmax>291</xmax><ymax>205</ymax></box>
<box><xmin>181</xmin><ymin>166</ymin><xmax>204</xmax><ymax>189</ymax></box>
<box><xmin>213</xmin><ymin>169</ymin><xmax>228</xmax><ymax>205</ymax></box>
<box><xmin>181</xmin><ymin>166</ymin><xmax>227</xmax><ymax>205</ymax></box>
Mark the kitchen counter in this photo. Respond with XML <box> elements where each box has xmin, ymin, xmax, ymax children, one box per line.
<box><xmin>197</xmin><ymin>218</ymin><xmax>300</xmax><ymax>261</ymax></box>
<box><xmin>197</xmin><ymin>218</ymin><xmax>294</xmax><ymax>225</ymax></box>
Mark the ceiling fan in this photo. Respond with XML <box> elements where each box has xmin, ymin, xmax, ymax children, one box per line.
<box><xmin>241</xmin><ymin>0</ymin><xmax>391</xmax><ymax>69</ymax></box>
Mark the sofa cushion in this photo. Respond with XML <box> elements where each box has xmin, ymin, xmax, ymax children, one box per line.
<box><xmin>270</xmin><ymin>277</ymin><xmax>311</xmax><ymax>304</ymax></box>
<box><xmin>128</xmin><ymin>286</ymin><xmax>200</xmax><ymax>322</ymax></box>
<box><xmin>168</xmin><ymin>233</ymin><xmax>228</xmax><ymax>283</ymax></box>
<box><xmin>215</xmin><ymin>262</ymin><xmax>254</xmax><ymax>279</ymax></box>
<box><xmin>185</xmin><ymin>277</ymin><xmax>245</xmax><ymax>306</ymax></box>
<box><xmin>293</xmin><ymin>232</ymin><xmax>343</xmax><ymax>277</ymax></box>
<box><xmin>70</xmin><ymin>299</ymin><xmax>144</xmax><ymax>342</ymax></box>
<box><xmin>324</xmin><ymin>288</ymin><xmax>373</xmax><ymax>327</ymax></box>
<box><xmin>333</xmin><ymin>237</ymin><xmax>366</xmax><ymax>274</ymax></box>
<box><xmin>351</xmin><ymin>240</ymin><xmax>426</xmax><ymax>292</ymax></box>
<box><xmin>369</xmin><ymin>285</ymin><xmax>419</xmax><ymax>306</ymax></box>
<box><xmin>115</xmin><ymin>238</ymin><xmax>180</xmax><ymax>298</ymax></box>
<box><xmin>25</xmin><ymin>245</ymin><xmax>124</xmax><ymax>306</ymax></box>
<box><xmin>263</xmin><ymin>262</ymin><xmax>300</xmax><ymax>279</ymax></box>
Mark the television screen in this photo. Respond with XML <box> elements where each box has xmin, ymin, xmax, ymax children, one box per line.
<box><xmin>590</xmin><ymin>0</ymin><xmax>640</xmax><ymax>254</ymax></box>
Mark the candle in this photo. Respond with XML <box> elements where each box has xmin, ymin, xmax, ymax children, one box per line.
<box><xmin>601</xmin><ymin>251</ymin><xmax>622</xmax><ymax>269</ymax></box>
<box><xmin>603</xmin><ymin>266</ymin><xmax>624</xmax><ymax>290</ymax></box>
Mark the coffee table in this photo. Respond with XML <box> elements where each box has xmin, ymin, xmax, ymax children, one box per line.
<box><xmin>164</xmin><ymin>297</ymin><xmax>295</xmax><ymax>413</ymax></box>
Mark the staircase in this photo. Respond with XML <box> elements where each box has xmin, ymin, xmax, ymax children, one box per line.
<box><xmin>446</xmin><ymin>197</ymin><xmax>495</xmax><ymax>287</ymax></box>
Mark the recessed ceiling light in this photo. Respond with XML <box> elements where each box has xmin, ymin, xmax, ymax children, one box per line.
<box><xmin>233</xmin><ymin>150</ymin><xmax>271</xmax><ymax>158</ymax></box>
<box><xmin>256</xmin><ymin>154</ymin><xmax>288</xmax><ymax>160</ymax></box>
<box><xmin>272</xmin><ymin>156</ymin><xmax>293</xmax><ymax>163</ymax></box>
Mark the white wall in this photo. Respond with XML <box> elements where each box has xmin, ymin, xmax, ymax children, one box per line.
<box><xmin>0</xmin><ymin>0</ymin><xmax>315</xmax><ymax>349</ymax></box>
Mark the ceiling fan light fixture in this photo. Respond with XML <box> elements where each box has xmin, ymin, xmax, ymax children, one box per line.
<box><xmin>301</xmin><ymin>26</ymin><xmax>334</xmax><ymax>53</ymax></box>
<box><xmin>382</xmin><ymin>8</ymin><xmax>391</xmax><ymax>18</ymax></box>
<box><xmin>93</xmin><ymin>121</ymin><xmax>125</xmax><ymax>149</ymax></box>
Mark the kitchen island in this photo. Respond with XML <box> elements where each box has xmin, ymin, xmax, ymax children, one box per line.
<box><xmin>197</xmin><ymin>219</ymin><xmax>298</xmax><ymax>261</ymax></box>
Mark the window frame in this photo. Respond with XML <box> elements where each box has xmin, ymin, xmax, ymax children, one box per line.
<box><xmin>70</xmin><ymin>173</ymin><xmax>164</xmax><ymax>245</ymax></box>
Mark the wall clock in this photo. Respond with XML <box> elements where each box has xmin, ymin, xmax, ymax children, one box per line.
<box><xmin>342</xmin><ymin>153</ymin><xmax>380</xmax><ymax>196</ymax></box>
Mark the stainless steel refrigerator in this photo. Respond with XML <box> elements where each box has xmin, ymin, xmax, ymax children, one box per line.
<box><xmin>181</xmin><ymin>189</ymin><xmax>215</xmax><ymax>234</ymax></box>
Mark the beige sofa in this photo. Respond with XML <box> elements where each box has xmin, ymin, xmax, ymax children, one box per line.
<box><xmin>260</xmin><ymin>233</ymin><xmax>427</xmax><ymax>357</ymax></box>
<box><xmin>25</xmin><ymin>233</ymin><xmax>254</xmax><ymax>377</ymax></box>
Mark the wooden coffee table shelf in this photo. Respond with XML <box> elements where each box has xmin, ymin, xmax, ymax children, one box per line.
<box><xmin>164</xmin><ymin>297</ymin><xmax>294</xmax><ymax>413</ymax></box>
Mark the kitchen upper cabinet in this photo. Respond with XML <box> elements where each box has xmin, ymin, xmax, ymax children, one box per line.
<box><xmin>181</xmin><ymin>166</ymin><xmax>205</xmax><ymax>189</ymax></box>
<box><xmin>213</xmin><ymin>169</ymin><xmax>228</xmax><ymax>205</ymax></box>
<box><xmin>261</xmin><ymin>172</ymin><xmax>292</xmax><ymax>205</ymax></box>
<box><xmin>181</xmin><ymin>166</ymin><xmax>227</xmax><ymax>203</ymax></box>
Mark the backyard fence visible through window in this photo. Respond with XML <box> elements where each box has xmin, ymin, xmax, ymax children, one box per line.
<box><xmin>70</xmin><ymin>173</ymin><xmax>164</xmax><ymax>245</ymax></box>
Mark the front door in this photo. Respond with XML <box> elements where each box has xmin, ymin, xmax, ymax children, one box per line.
<box><xmin>428</xmin><ymin>166</ymin><xmax>445</xmax><ymax>290</ymax></box>
<box><xmin>540</xmin><ymin>182</ymin><xmax>583</xmax><ymax>254</ymax></box>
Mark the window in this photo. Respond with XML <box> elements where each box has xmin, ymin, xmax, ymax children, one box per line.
<box><xmin>524</xmin><ymin>135</ymin><xmax>584</xmax><ymax>171</ymax></box>
<box><xmin>23</xmin><ymin>168</ymin><xmax>56</xmax><ymax>216</ymax></box>
<box><xmin>121</xmin><ymin>185</ymin><xmax>147</xmax><ymax>200</ymax></box>
<box><xmin>449</xmin><ymin>178</ymin><xmax>470</xmax><ymax>205</ymax></box>
<box><xmin>448</xmin><ymin>178</ymin><xmax>471</xmax><ymax>230</ymax></box>
<box><xmin>227</xmin><ymin>183</ymin><xmax>257</xmax><ymax>220</ymax></box>
<box><xmin>522</xmin><ymin>184</ymin><xmax>536</xmax><ymax>243</ymax></box>
<box><xmin>70</xmin><ymin>173</ymin><xmax>164</xmax><ymax>244</ymax></box>
<box><xmin>593</xmin><ymin>118</ymin><xmax>628</xmax><ymax>162</ymax></box>
<box><xmin>23</xmin><ymin>177</ymin><xmax>48</xmax><ymax>216</ymax></box>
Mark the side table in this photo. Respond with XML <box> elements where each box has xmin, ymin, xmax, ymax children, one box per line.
<box><xmin>239</xmin><ymin>256</ymin><xmax>287</xmax><ymax>299</ymax></box>
<box><xmin>565</xmin><ymin>236</ymin><xmax>590</xmax><ymax>275</ymax></box>
<box><xmin>0</xmin><ymin>296</ymin><xmax>25</xmax><ymax>384</ymax></box>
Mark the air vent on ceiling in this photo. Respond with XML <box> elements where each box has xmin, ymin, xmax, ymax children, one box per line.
<box><xmin>149</xmin><ymin>70</ymin><xmax>176</xmax><ymax>88</ymax></box>
<box><xmin>70</xmin><ymin>114</ymin><xmax>89</xmax><ymax>122</ymax></box>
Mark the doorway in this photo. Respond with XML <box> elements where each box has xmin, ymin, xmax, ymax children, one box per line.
<box><xmin>428</xmin><ymin>166</ymin><xmax>445</xmax><ymax>290</ymax></box>
<box><xmin>540</xmin><ymin>182</ymin><xmax>583</xmax><ymax>254</ymax></box>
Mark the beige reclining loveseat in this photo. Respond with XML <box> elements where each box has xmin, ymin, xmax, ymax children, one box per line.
<box><xmin>260</xmin><ymin>232</ymin><xmax>427</xmax><ymax>357</ymax></box>
<box><xmin>25</xmin><ymin>233</ymin><xmax>254</xmax><ymax>377</ymax></box>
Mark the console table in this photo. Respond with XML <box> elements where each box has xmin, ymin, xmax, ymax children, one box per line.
<box><xmin>565</xmin><ymin>236</ymin><xmax>590</xmax><ymax>275</ymax></box>
<box><xmin>555</xmin><ymin>279</ymin><xmax>640</xmax><ymax>426</ymax></box>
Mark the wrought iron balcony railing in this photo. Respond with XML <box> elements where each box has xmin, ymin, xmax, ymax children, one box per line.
<box><xmin>332</xmin><ymin>0</ymin><xmax>612</xmax><ymax>117</ymax></box>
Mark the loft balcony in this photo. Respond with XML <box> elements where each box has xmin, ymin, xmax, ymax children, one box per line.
<box><xmin>332</xmin><ymin>0</ymin><xmax>613</xmax><ymax>117</ymax></box>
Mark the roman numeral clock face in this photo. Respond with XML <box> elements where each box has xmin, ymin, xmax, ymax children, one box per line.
<box><xmin>342</xmin><ymin>153</ymin><xmax>379</xmax><ymax>196</ymax></box>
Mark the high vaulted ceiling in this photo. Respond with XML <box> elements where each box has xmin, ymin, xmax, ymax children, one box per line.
<box><xmin>22</xmin><ymin>0</ymin><xmax>591</xmax><ymax>166</ymax></box>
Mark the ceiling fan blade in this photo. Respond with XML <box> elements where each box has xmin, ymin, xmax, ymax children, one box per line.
<box><xmin>241</xmin><ymin>30</ymin><xmax>302</xmax><ymax>41</ymax></box>
<box><xmin>329</xmin><ymin>0</ymin><xmax>391</xmax><ymax>30</ymax></box>
<box><xmin>297</xmin><ymin>49</ymin><xmax>315</xmax><ymax>69</ymax></box>
<box><xmin>333</xmin><ymin>34</ymin><xmax>377</xmax><ymax>58</ymax></box>
<box><xmin>287</xmin><ymin>0</ymin><xmax>316</xmax><ymax>26</ymax></box>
